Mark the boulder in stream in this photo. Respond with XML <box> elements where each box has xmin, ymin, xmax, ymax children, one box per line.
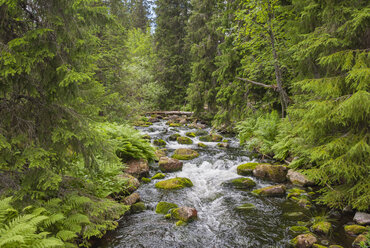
<box><xmin>186</xmin><ymin>132</ymin><xmax>196</xmax><ymax>137</ymax></box>
<box><xmin>155</xmin><ymin>201</ymin><xmax>178</xmax><ymax>215</ymax></box>
<box><xmin>195</xmin><ymin>130</ymin><xmax>208</xmax><ymax>136</ymax></box>
<box><xmin>170</xmin><ymin>207</ymin><xmax>198</xmax><ymax>222</ymax></box>
<box><xmin>153</xmin><ymin>139</ymin><xmax>167</xmax><ymax>147</ymax></box>
<box><xmin>151</xmin><ymin>172</ymin><xmax>165</xmax><ymax>180</ymax></box>
<box><xmin>199</xmin><ymin>134</ymin><xmax>223</xmax><ymax>142</ymax></box>
<box><xmin>168</xmin><ymin>133</ymin><xmax>181</xmax><ymax>141</ymax></box>
<box><xmin>131</xmin><ymin>202</ymin><xmax>146</xmax><ymax>213</ymax></box>
<box><xmin>158</xmin><ymin>157</ymin><xmax>183</xmax><ymax>172</ymax></box>
<box><xmin>237</xmin><ymin>162</ymin><xmax>259</xmax><ymax>176</ymax></box>
<box><xmin>155</xmin><ymin>177</ymin><xmax>193</xmax><ymax>190</ymax></box>
<box><xmin>253</xmin><ymin>163</ymin><xmax>288</xmax><ymax>183</ymax></box>
<box><xmin>172</xmin><ymin>148</ymin><xmax>199</xmax><ymax>160</ymax></box>
<box><xmin>252</xmin><ymin>184</ymin><xmax>286</xmax><ymax>196</ymax></box>
<box><xmin>289</xmin><ymin>226</ymin><xmax>310</xmax><ymax>235</ymax></box>
<box><xmin>124</xmin><ymin>159</ymin><xmax>149</xmax><ymax>178</ymax></box>
<box><xmin>353</xmin><ymin>211</ymin><xmax>370</xmax><ymax>225</ymax></box>
<box><xmin>291</xmin><ymin>233</ymin><xmax>317</xmax><ymax>248</ymax></box>
<box><xmin>155</xmin><ymin>148</ymin><xmax>167</xmax><ymax>161</ymax></box>
<box><xmin>352</xmin><ymin>234</ymin><xmax>368</xmax><ymax>248</ymax></box>
<box><xmin>287</xmin><ymin>169</ymin><xmax>314</xmax><ymax>187</ymax></box>
<box><xmin>344</xmin><ymin>225</ymin><xmax>367</xmax><ymax>236</ymax></box>
<box><xmin>231</xmin><ymin>178</ymin><xmax>256</xmax><ymax>189</ymax></box>
<box><xmin>118</xmin><ymin>173</ymin><xmax>140</xmax><ymax>193</ymax></box>
<box><xmin>311</xmin><ymin>221</ymin><xmax>332</xmax><ymax>235</ymax></box>
<box><xmin>197</xmin><ymin>142</ymin><xmax>207</xmax><ymax>148</ymax></box>
<box><xmin>122</xmin><ymin>193</ymin><xmax>140</xmax><ymax>205</ymax></box>
<box><xmin>177</xmin><ymin>136</ymin><xmax>193</xmax><ymax>144</ymax></box>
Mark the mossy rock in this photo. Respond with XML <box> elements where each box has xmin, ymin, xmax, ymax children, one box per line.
<box><xmin>155</xmin><ymin>148</ymin><xmax>167</xmax><ymax>161</ymax></box>
<box><xmin>283</xmin><ymin>212</ymin><xmax>305</xmax><ymax>220</ymax></box>
<box><xmin>131</xmin><ymin>202</ymin><xmax>146</xmax><ymax>213</ymax></box>
<box><xmin>199</xmin><ymin>134</ymin><xmax>223</xmax><ymax>142</ymax></box>
<box><xmin>289</xmin><ymin>226</ymin><xmax>310</xmax><ymax>234</ymax></box>
<box><xmin>197</xmin><ymin>142</ymin><xmax>207</xmax><ymax>148</ymax></box>
<box><xmin>231</xmin><ymin>178</ymin><xmax>256</xmax><ymax>189</ymax></box>
<box><xmin>176</xmin><ymin>220</ymin><xmax>187</xmax><ymax>226</ymax></box>
<box><xmin>328</xmin><ymin>245</ymin><xmax>344</xmax><ymax>248</ymax></box>
<box><xmin>311</xmin><ymin>221</ymin><xmax>332</xmax><ymax>235</ymax></box>
<box><xmin>170</xmin><ymin>207</ymin><xmax>197</xmax><ymax>222</ymax></box>
<box><xmin>252</xmin><ymin>184</ymin><xmax>286</xmax><ymax>196</ymax></box>
<box><xmin>172</xmin><ymin>148</ymin><xmax>199</xmax><ymax>160</ymax></box>
<box><xmin>291</xmin><ymin>233</ymin><xmax>317</xmax><ymax>248</ymax></box>
<box><xmin>236</xmin><ymin>203</ymin><xmax>256</xmax><ymax>211</ymax></box>
<box><xmin>344</xmin><ymin>225</ymin><xmax>367</xmax><ymax>236</ymax></box>
<box><xmin>217</xmin><ymin>143</ymin><xmax>229</xmax><ymax>148</ymax></box>
<box><xmin>195</xmin><ymin>130</ymin><xmax>208</xmax><ymax>136</ymax></box>
<box><xmin>164</xmin><ymin>213</ymin><xmax>172</xmax><ymax>219</ymax></box>
<box><xmin>153</xmin><ymin>139</ymin><xmax>166</xmax><ymax>147</ymax></box>
<box><xmin>352</xmin><ymin>234</ymin><xmax>368</xmax><ymax>248</ymax></box>
<box><xmin>141</xmin><ymin>177</ymin><xmax>151</xmax><ymax>183</ymax></box>
<box><xmin>186</xmin><ymin>132</ymin><xmax>196</xmax><ymax>137</ymax></box>
<box><xmin>313</xmin><ymin>244</ymin><xmax>327</xmax><ymax>248</ymax></box>
<box><xmin>152</xmin><ymin>173</ymin><xmax>165</xmax><ymax>180</ymax></box>
<box><xmin>169</xmin><ymin>123</ymin><xmax>182</xmax><ymax>127</ymax></box>
<box><xmin>134</xmin><ymin>120</ymin><xmax>152</xmax><ymax>127</ymax></box>
<box><xmin>168</xmin><ymin>133</ymin><xmax>181</xmax><ymax>141</ymax></box>
<box><xmin>177</xmin><ymin>136</ymin><xmax>193</xmax><ymax>144</ymax></box>
<box><xmin>287</xmin><ymin>188</ymin><xmax>306</xmax><ymax>198</ymax></box>
<box><xmin>253</xmin><ymin>163</ymin><xmax>288</xmax><ymax>183</ymax></box>
<box><xmin>155</xmin><ymin>201</ymin><xmax>178</xmax><ymax>214</ymax></box>
<box><xmin>237</xmin><ymin>162</ymin><xmax>258</xmax><ymax>176</ymax></box>
<box><xmin>142</xmin><ymin>134</ymin><xmax>151</xmax><ymax>140</ymax></box>
<box><xmin>155</xmin><ymin>177</ymin><xmax>193</xmax><ymax>190</ymax></box>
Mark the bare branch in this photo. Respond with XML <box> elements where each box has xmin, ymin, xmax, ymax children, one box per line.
<box><xmin>236</xmin><ymin>77</ymin><xmax>277</xmax><ymax>90</ymax></box>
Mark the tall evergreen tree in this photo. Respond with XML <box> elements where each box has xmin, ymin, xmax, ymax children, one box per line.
<box><xmin>153</xmin><ymin>0</ymin><xmax>190</xmax><ymax>109</ymax></box>
<box><xmin>128</xmin><ymin>0</ymin><xmax>151</xmax><ymax>31</ymax></box>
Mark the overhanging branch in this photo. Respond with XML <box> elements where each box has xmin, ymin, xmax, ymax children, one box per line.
<box><xmin>236</xmin><ymin>77</ymin><xmax>278</xmax><ymax>90</ymax></box>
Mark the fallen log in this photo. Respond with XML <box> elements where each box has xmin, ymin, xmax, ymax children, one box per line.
<box><xmin>146</xmin><ymin>111</ymin><xmax>194</xmax><ymax>116</ymax></box>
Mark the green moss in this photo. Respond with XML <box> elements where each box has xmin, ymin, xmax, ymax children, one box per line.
<box><xmin>289</xmin><ymin>226</ymin><xmax>310</xmax><ymax>234</ymax></box>
<box><xmin>211</xmin><ymin>134</ymin><xmax>223</xmax><ymax>142</ymax></box>
<box><xmin>164</xmin><ymin>213</ymin><xmax>172</xmax><ymax>219</ymax></box>
<box><xmin>168</xmin><ymin>133</ymin><xmax>181</xmax><ymax>141</ymax></box>
<box><xmin>155</xmin><ymin>201</ymin><xmax>178</xmax><ymax>214</ymax></box>
<box><xmin>172</xmin><ymin>148</ymin><xmax>199</xmax><ymax>160</ymax></box>
<box><xmin>155</xmin><ymin>148</ymin><xmax>167</xmax><ymax>161</ymax></box>
<box><xmin>199</xmin><ymin>134</ymin><xmax>223</xmax><ymax>142</ymax></box>
<box><xmin>231</xmin><ymin>178</ymin><xmax>256</xmax><ymax>189</ymax></box>
<box><xmin>195</xmin><ymin>130</ymin><xmax>208</xmax><ymax>136</ymax></box>
<box><xmin>142</xmin><ymin>134</ymin><xmax>151</xmax><ymax>140</ymax></box>
<box><xmin>169</xmin><ymin>123</ymin><xmax>182</xmax><ymax>127</ymax></box>
<box><xmin>177</xmin><ymin>136</ymin><xmax>193</xmax><ymax>144</ymax></box>
<box><xmin>153</xmin><ymin>139</ymin><xmax>166</xmax><ymax>146</ymax></box>
<box><xmin>328</xmin><ymin>245</ymin><xmax>344</xmax><ymax>248</ymax></box>
<box><xmin>134</xmin><ymin>120</ymin><xmax>153</xmax><ymax>127</ymax></box>
<box><xmin>344</xmin><ymin>225</ymin><xmax>367</xmax><ymax>235</ymax></box>
<box><xmin>197</xmin><ymin>142</ymin><xmax>207</xmax><ymax>148</ymax></box>
<box><xmin>186</xmin><ymin>132</ymin><xmax>196</xmax><ymax>137</ymax></box>
<box><xmin>290</xmin><ymin>233</ymin><xmax>316</xmax><ymax>247</ymax></box>
<box><xmin>287</xmin><ymin>188</ymin><xmax>306</xmax><ymax>198</ymax></box>
<box><xmin>313</xmin><ymin>244</ymin><xmax>327</xmax><ymax>248</ymax></box>
<box><xmin>155</xmin><ymin>177</ymin><xmax>193</xmax><ymax>190</ymax></box>
<box><xmin>236</xmin><ymin>203</ymin><xmax>256</xmax><ymax>211</ymax></box>
<box><xmin>152</xmin><ymin>173</ymin><xmax>165</xmax><ymax>180</ymax></box>
<box><xmin>237</xmin><ymin>162</ymin><xmax>258</xmax><ymax>176</ymax></box>
<box><xmin>199</xmin><ymin>135</ymin><xmax>212</xmax><ymax>142</ymax></box>
<box><xmin>283</xmin><ymin>212</ymin><xmax>305</xmax><ymax>219</ymax></box>
<box><xmin>222</xmin><ymin>139</ymin><xmax>229</xmax><ymax>143</ymax></box>
<box><xmin>176</xmin><ymin>220</ymin><xmax>187</xmax><ymax>226</ymax></box>
<box><xmin>312</xmin><ymin>221</ymin><xmax>331</xmax><ymax>235</ymax></box>
<box><xmin>141</xmin><ymin>177</ymin><xmax>151</xmax><ymax>183</ymax></box>
<box><xmin>131</xmin><ymin>202</ymin><xmax>146</xmax><ymax>213</ymax></box>
<box><xmin>252</xmin><ymin>185</ymin><xmax>286</xmax><ymax>196</ymax></box>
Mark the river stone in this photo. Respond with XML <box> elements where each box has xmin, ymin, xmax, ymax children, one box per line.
<box><xmin>287</xmin><ymin>169</ymin><xmax>314</xmax><ymax>187</ymax></box>
<box><xmin>177</xmin><ymin>136</ymin><xmax>193</xmax><ymax>144</ymax></box>
<box><xmin>291</xmin><ymin>233</ymin><xmax>317</xmax><ymax>248</ymax></box>
<box><xmin>236</xmin><ymin>203</ymin><xmax>256</xmax><ymax>211</ymax></box>
<box><xmin>199</xmin><ymin>134</ymin><xmax>223</xmax><ymax>142</ymax></box>
<box><xmin>253</xmin><ymin>163</ymin><xmax>288</xmax><ymax>183</ymax></box>
<box><xmin>328</xmin><ymin>246</ymin><xmax>344</xmax><ymax>248</ymax></box>
<box><xmin>195</xmin><ymin>130</ymin><xmax>208</xmax><ymax>136</ymax></box>
<box><xmin>118</xmin><ymin>173</ymin><xmax>140</xmax><ymax>193</ymax></box>
<box><xmin>124</xmin><ymin>159</ymin><xmax>149</xmax><ymax>178</ymax></box>
<box><xmin>237</xmin><ymin>162</ymin><xmax>259</xmax><ymax>176</ymax></box>
<box><xmin>312</xmin><ymin>244</ymin><xmax>327</xmax><ymax>248</ymax></box>
<box><xmin>155</xmin><ymin>201</ymin><xmax>178</xmax><ymax>215</ymax></box>
<box><xmin>252</xmin><ymin>184</ymin><xmax>286</xmax><ymax>196</ymax></box>
<box><xmin>186</xmin><ymin>132</ymin><xmax>196</xmax><ymax>137</ymax></box>
<box><xmin>155</xmin><ymin>149</ymin><xmax>167</xmax><ymax>161</ymax></box>
<box><xmin>131</xmin><ymin>202</ymin><xmax>146</xmax><ymax>213</ymax></box>
<box><xmin>169</xmin><ymin>133</ymin><xmax>181</xmax><ymax>141</ymax></box>
<box><xmin>231</xmin><ymin>178</ymin><xmax>256</xmax><ymax>189</ymax></box>
<box><xmin>122</xmin><ymin>193</ymin><xmax>140</xmax><ymax>205</ymax></box>
<box><xmin>353</xmin><ymin>211</ymin><xmax>370</xmax><ymax>225</ymax></box>
<box><xmin>151</xmin><ymin>172</ymin><xmax>165</xmax><ymax>180</ymax></box>
<box><xmin>217</xmin><ymin>143</ymin><xmax>229</xmax><ymax>148</ymax></box>
<box><xmin>289</xmin><ymin>226</ymin><xmax>310</xmax><ymax>234</ymax></box>
<box><xmin>344</xmin><ymin>225</ymin><xmax>367</xmax><ymax>236</ymax></box>
<box><xmin>153</xmin><ymin>139</ymin><xmax>167</xmax><ymax>146</ymax></box>
<box><xmin>171</xmin><ymin>207</ymin><xmax>198</xmax><ymax>222</ymax></box>
<box><xmin>172</xmin><ymin>148</ymin><xmax>199</xmax><ymax>160</ymax></box>
<box><xmin>155</xmin><ymin>177</ymin><xmax>193</xmax><ymax>190</ymax></box>
<box><xmin>311</xmin><ymin>221</ymin><xmax>331</xmax><ymax>235</ymax></box>
<box><xmin>198</xmin><ymin>142</ymin><xmax>207</xmax><ymax>148</ymax></box>
<box><xmin>148</xmin><ymin>117</ymin><xmax>159</xmax><ymax>123</ymax></box>
<box><xmin>352</xmin><ymin>234</ymin><xmax>368</xmax><ymax>248</ymax></box>
<box><xmin>158</xmin><ymin>157</ymin><xmax>183</xmax><ymax>172</ymax></box>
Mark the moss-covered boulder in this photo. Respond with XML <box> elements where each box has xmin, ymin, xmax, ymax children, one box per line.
<box><xmin>197</xmin><ymin>142</ymin><xmax>207</xmax><ymax>148</ymax></box>
<box><xmin>312</xmin><ymin>244</ymin><xmax>327</xmax><ymax>248</ymax></box>
<box><xmin>291</xmin><ymin>233</ymin><xmax>317</xmax><ymax>248</ymax></box>
<box><xmin>142</xmin><ymin>134</ymin><xmax>151</xmax><ymax>140</ymax></box>
<box><xmin>124</xmin><ymin>159</ymin><xmax>149</xmax><ymax>179</ymax></box>
<box><xmin>153</xmin><ymin>139</ymin><xmax>166</xmax><ymax>147</ymax></box>
<box><xmin>287</xmin><ymin>169</ymin><xmax>315</xmax><ymax>187</ymax></box>
<box><xmin>231</xmin><ymin>178</ymin><xmax>256</xmax><ymax>189</ymax></box>
<box><xmin>195</xmin><ymin>130</ymin><xmax>208</xmax><ymax>136</ymax></box>
<box><xmin>131</xmin><ymin>202</ymin><xmax>146</xmax><ymax>213</ymax></box>
<box><xmin>328</xmin><ymin>245</ymin><xmax>344</xmax><ymax>248</ymax></box>
<box><xmin>199</xmin><ymin>134</ymin><xmax>223</xmax><ymax>142</ymax></box>
<box><xmin>252</xmin><ymin>184</ymin><xmax>286</xmax><ymax>196</ymax></box>
<box><xmin>169</xmin><ymin>123</ymin><xmax>182</xmax><ymax>127</ymax></box>
<box><xmin>177</xmin><ymin>136</ymin><xmax>193</xmax><ymax>144</ymax></box>
<box><xmin>155</xmin><ymin>177</ymin><xmax>193</xmax><ymax>190</ymax></box>
<box><xmin>151</xmin><ymin>173</ymin><xmax>165</xmax><ymax>180</ymax></box>
<box><xmin>289</xmin><ymin>226</ymin><xmax>310</xmax><ymax>234</ymax></box>
<box><xmin>253</xmin><ymin>163</ymin><xmax>288</xmax><ymax>183</ymax></box>
<box><xmin>236</xmin><ymin>203</ymin><xmax>256</xmax><ymax>211</ymax></box>
<box><xmin>186</xmin><ymin>132</ymin><xmax>196</xmax><ymax>137</ymax></box>
<box><xmin>311</xmin><ymin>221</ymin><xmax>331</xmax><ymax>235</ymax></box>
<box><xmin>217</xmin><ymin>143</ymin><xmax>229</xmax><ymax>148</ymax></box>
<box><xmin>168</xmin><ymin>133</ymin><xmax>181</xmax><ymax>141</ymax></box>
<box><xmin>155</xmin><ymin>201</ymin><xmax>178</xmax><ymax>215</ymax></box>
<box><xmin>134</xmin><ymin>120</ymin><xmax>153</xmax><ymax>127</ymax></box>
<box><xmin>352</xmin><ymin>234</ymin><xmax>368</xmax><ymax>248</ymax></box>
<box><xmin>141</xmin><ymin>177</ymin><xmax>151</xmax><ymax>183</ymax></box>
<box><xmin>237</xmin><ymin>162</ymin><xmax>259</xmax><ymax>176</ymax></box>
<box><xmin>122</xmin><ymin>193</ymin><xmax>140</xmax><ymax>206</ymax></box>
<box><xmin>287</xmin><ymin>188</ymin><xmax>306</xmax><ymax>198</ymax></box>
<box><xmin>172</xmin><ymin>148</ymin><xmax>199</xmax><ymax>160</ymax></box>
<box><xmin>170</xmin><ymin>207</ymin><xmax>198</xmax><ymax>222</ymax></box>
<box><xmin>155</xmin><ymin>148</ymin><xmax>167</xmax><ymax>161</ymax></box>
<box><xmin>344</xmin><ymin>225</ymin><xmax>367</xmax><ymax>236</ymax></box>
<box><xmin>159</xmin><ymin>157</ymin><xmax>183</xmax><ymax>172</ymax></box>
<box><xmin>176</xmin><ymin>220</ymin><xmax>187</xmax><ymax>226</ymax></box>
<box><xmin>118</xmin><ymin>173</ymin><xmax>140</xmax><ymax>193</ymax></box>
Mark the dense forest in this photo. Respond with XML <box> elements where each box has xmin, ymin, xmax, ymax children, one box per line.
<box><xmin>0</xmin><ymin>0</ymin><xmax>369</xmax><ymax>247</ymax></box>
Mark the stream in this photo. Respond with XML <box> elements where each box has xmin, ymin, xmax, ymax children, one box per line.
<box><xmin>94</xmin><ymin>118</ymin><xmax>352</xmax><ymax>248</ymax></box>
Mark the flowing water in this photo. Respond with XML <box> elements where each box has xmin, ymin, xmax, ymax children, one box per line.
<box><xmin>94</xmin><ymin>119</ymin><xmax>352</xmax><ymax>248</ymax></box>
